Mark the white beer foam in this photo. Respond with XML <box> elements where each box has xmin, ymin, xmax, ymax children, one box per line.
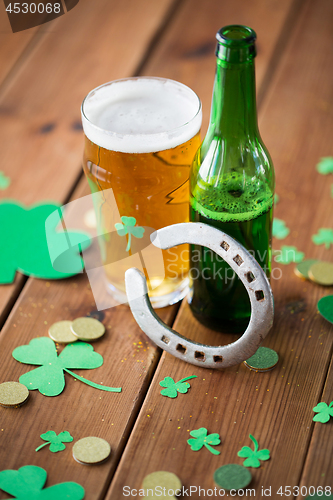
<box><xmin>81</xmin><ymin>78</ymin><xmax>202</xmax><ymax>154</ymax></box>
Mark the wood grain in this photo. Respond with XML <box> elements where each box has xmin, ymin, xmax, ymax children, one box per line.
<box><xmin>0</xmin><ymin>0</ymin><xmax>175</xmax><ymax>323</ymax></box>
<box><xmin>0</xmin><ymin>10</ymin><xmax>38</xmax><ymax>86</ymax></box>
<box><xmin>1</xmin><ymin>0</ymin><xmax>332</xmax><ymax>497</ymax></box>
<box><xmin>141</xmin><ymin>0</ymin><xmax>296</xmax><ymax>132</ymax></box>
<box><xmin>0</xmin><ymin>255</ymin><xmax>178</xmax><ymax>500</ymax></box>
<box><xmin>107</xmin><ymin>0</ymin><xmax>333</xmax><ymax>497</ymax></box>
<box><xmin>298</xmin><ymin>356</ymin><xmax>333</xmax><ymax>496</ymax></box>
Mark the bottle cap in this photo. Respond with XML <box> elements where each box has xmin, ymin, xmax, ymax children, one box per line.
<box><xmin>216</xmin><ymin>25</ymin><xmax>256</xmax><ymax>63</ymax></box>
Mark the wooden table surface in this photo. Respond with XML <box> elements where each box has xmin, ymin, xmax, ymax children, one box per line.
<box><xmin>0</xmin><ymin>0</ymin><xmax>332</xmax><ymax>498</ymax></box>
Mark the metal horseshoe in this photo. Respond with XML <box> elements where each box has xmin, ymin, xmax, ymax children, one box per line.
<box><xmin>125</xmin><ymin>222</ymin><xmax>274</xmax><ymax>369</ymax></box>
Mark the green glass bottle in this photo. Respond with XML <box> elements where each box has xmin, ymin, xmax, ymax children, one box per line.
<box><xmin>189</xmin><ymin>25</ymin><xmax>275</xmax><ymax>333</ymax></box>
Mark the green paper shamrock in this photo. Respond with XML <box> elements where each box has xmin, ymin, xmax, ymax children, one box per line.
<box><xmin>312</xmin><ymin>401</ymin><xmax>333</xmax><ymax>423</ymax></box>
<box><xmin>316</xmin><ymin>157</ymin><xmax>333</xmax><ymax>175</ymax></box>
<box><xmin>36</xmin><ymin>430</ymin><xmax>73</xmax><ymax>453</ymax></box>
<box><xmin>0</xmin><ymin>465</ymin><xmax>84</xmax><ymax>499</ymax></box>
<box><xmin>312</xmin><ymin>228</ymin><xmax>333</xmax><ymax>249</ymax></box>
<box><xmin>187</xmin><ymin>428</ymin><xmax>221</xmax><ymax>455</ymax></box>
<box><xmin>0</xmin><ymin>171</ymin><xmax>10</xmax><ymax>190</ymax></box>
<box><xmin>275</xmin><ymin>245</ymin><xmax>304</xmax><ymax>265</ymax></box>
<box><xmin>0</xmin><ymin>201</ymin><xmax>91</xmax><ymax>284</ymax></box>
<box><xmin>115</xmin><ymin>216</ymin><xmax>145</xmax><ymax>251</ymax></box>
<box><xmin>237</xmin><ymin>434</ymin><xmax>270</xmax><ymax>468</ymax></box>
<box><xmin>159</xmin><ymin>375</ymin><xmax>197</xmax><ymax>398</ymax></box>
<box><xmin>12</xmin><ymin>337</ymin><xmax>122</xmax><ymax>396</ymax></box>
<box><xmin>272</xmin><ymin>218</ymin><xmax>290</xmax><ymax>239</ymax></box>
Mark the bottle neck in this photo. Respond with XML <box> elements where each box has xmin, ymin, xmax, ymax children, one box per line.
<box><xmin>209</xmin><ymin>58</ymin><xmax>258</xmax><ymax>139</ymax></box>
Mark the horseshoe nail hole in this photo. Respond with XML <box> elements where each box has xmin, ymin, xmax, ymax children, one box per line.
<box><xmin>246</xmin><ymin>271</ymin><xmax>255</xmax><ymax>283</ymax></box>
<box><xmin>161</xmin><ymin>335</ymin><xmax>170</xmax><ymax>344</ymax></box>
<box><xmin>213</xmin><ymin>355</ymin><xmax>223</xmax><ymax>363</ymax></box>
<box><xmin>176</xmin><ymin>343</ymin><xmax>187</xmax><ymax>355</ymax></box>
<box><xmin>233</xmin><ymin>254</ymin><xmax>244</xmax><ymax>266</ymax></box>
<box><xmin>195</xmin><ymin>351</ymin><xmax>206</xmax><ymax>362</ymax></box>
<box><xmin>220</xmin><ymin>241</ymin><xmax>230</xmax><ymax>251</ymax></box>
<box><xmin>255</xmin><ymin>290</ymin><xmax>265</xmax><ymax>301</ymax></box>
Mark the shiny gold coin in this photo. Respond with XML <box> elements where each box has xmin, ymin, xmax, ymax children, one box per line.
<box><xmin>49</xmin><ymin>320</ymin><xmax>78</xmax><ymax>344</ymax></box>
<box><xmin>0</xmin><ymin>381</ymin><xmax>29</xmax><ymax>407</ymax></box>
<box><xmin>143</xmin><ymin>471</ymin><xmax>182</xmax><ymax>498</ymax></box>
<box><xmin>294</xmin><ymin>259</ymin><xmax>318</xmax><ymax>279</ymax></box>
<box><xmin>71</xmin><ymin>317</ymin><xmax>105</xmax><ymax>341</ymax></box>
<box><xmin>308</xmin><ymin>261</ymin><xmax>333</xmax><ymax>286</ymax></box>
<box><xmin>72</xmin><ymin>437</ymin><xmax>111</xmax><ymax>464</ymax></box>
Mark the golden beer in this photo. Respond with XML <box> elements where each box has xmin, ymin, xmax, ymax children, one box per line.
<box><xmin>81</xmin><ymin>77</ymin><xmax>202</xmax><ymax>307</ymax></box>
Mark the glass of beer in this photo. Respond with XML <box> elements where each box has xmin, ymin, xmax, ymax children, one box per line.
<box><xmin>81</xmin><ymin>77</ymin><xmax>202</xmax><ymax>308</ymax></box>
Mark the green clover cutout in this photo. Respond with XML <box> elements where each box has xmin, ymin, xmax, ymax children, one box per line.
<box><xmin>187</xmin><ymin>427</ymin><xmax>221</xmax><ymax>455</ymax></box>
<box><xmin>159</xmin><ymin>375</ymin><xmax>197</xmax><ymax>398</ymax></box>
<box><xmin>0</xmin><ymin>171</ymin><xmax>10</xmax><ymax>190</ymax></box>
<box><xmin>272</xmin><ymin>218</ymin><xmax>290</xmax><ymax>240</ymax></box>
<box><xmin>12</xmin><ymin>337</ymin><xmax>122</xmax><ymax>396</ymax></box>
<box><xmin>0</xmin><ymin>465</ymin><xmax>84</xmax><ymax>500</ymax></box>
<box><xmin>312</xmin><ymin>228</ymin><xmax>333</xmax><ymax>250</ymax></box>
<box><xmin>316</xmin><ymin>157</ymin><xmax>333</xmax><ymax>175</ymax></box>
<box><xmin>274</xmin><ymin>245</ymin><xmax>304</xmax><ymax>265</ymax></box>
<box><xmin>115</xmin><ymin>216</ymin><xmax>145</xmax><ymax>252</ymax></box>
<box><xmin>237</xmin><ymin>434</ymin><xmax>270</xmax><ymax>468</ymax></box>
<box><xmin>0</xmin><ymin>201</ymin><xmax>91</xmax><ymax>284</ymax></box>
<box><xmin>35</xmin><ymin>430</ymin><xmax>74</xmax><ymax>453</ymax></box>
<box><xmin>313</xmin><ymin>401</ymin><xmax>333</xmax><ymax>423</ymax></box>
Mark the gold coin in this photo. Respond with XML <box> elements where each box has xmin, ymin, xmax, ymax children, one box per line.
<box><xmin>49</xmin><ymin>320</ymin><xmax>78</xmax><ymax>344</ymax></box>
<box><xmin>308</xmin><ymin>261</ymin><xmax>333</xmax><ymax>286</ymax></box>
<box><xmin>0</xmin><ymin>381</ymin><xmax>29</xmax><ymax>407</ymax></box>
<box><xmin>243</xmin><ymin>346</ymin><xmax>279</xmax><ymax>372</ymax></box>
<box><xmin>143</xmin><ymin>471</ymin><xmax>182</xmax><ymax>497</ymax></box>
<box><xmin>72</xmin><ymin>437</ymin><xmax>111</xmax><ymax>464</ymax></box>
<box><xmin>294</xmin><ymin>259</ymin><xmax>318</xmax><ymax>279</ymax></box>
<box><xmin>71</xmin><ymin>317</ymin><xmax>105</xmax><ymax>341</ymax></box>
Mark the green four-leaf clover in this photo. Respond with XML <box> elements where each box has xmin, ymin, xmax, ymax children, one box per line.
<box><xmin>115</xmin><ymin>216</ymin><xmax>145</xmax><ymax>251</ymax></box>
<box><xmin>36</xmin><ymin>431</ymin><xmax>73</xmax><ymax>453</ymax></box>
<box><xmin>187</xmin><ymin>428</ymin><xmax>221</xmax><ymax>455</ymax></box>
<box><xmin>159</xmin><ymin>375</ymin><xmax>197</xmax><ymax>398</ymax></box>
<box><xmin>237</xmin><ymin>435</ymin><xmax>270</xmax><ymax>468</ymax></box>
<box><xmin>0</xmin><ymin>465</ymin><xmax>84</xmax><ymax>499</ymax></box>
<box><xmin>12</xmin><ymin>337</ymin><xmax>121</xmax><ymax>396</ymax></box>
<box><xmin>313</xmin><ymin>402</ymin><xmax>333</xmax><ymax>423</ymax></box>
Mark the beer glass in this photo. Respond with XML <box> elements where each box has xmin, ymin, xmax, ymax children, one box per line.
<box><xmin>81</xmin><ymin>77</ymin><xmax>202</xmax><ymax>307</ymax></box>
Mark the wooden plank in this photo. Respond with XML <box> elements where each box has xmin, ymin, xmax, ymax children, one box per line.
<box><xmin>0</xmin><ymin>269</ymin><xmax>177</xmax><ymax>499</ymax></box>
<box><xmin>141</xmin><ymin>0</ymin><xmax>297</xmax><ymax>131</ymax></box>
<box><xmin>0</xmin><ymin>11</ymin><xmax>37</xmax><ymax>86</ymax></box>
<box><xmin>0</xmin><ymin>0</ymin><xmax>175</xmax><ymax>322</ymax></box>
<box><xmin>0</xmin><ymin>0</ymin><xmax>174</xmax><ymax>204</ymax></box>
<box><xmin>0</xmin><ymin>170</ymin><xmax>181</xmax><ymax>499</ymax></box>
<box><xmin>298</xmin><ymin>357</ymin><xmax>333</xmax><ymax>497</ymax></box>
<box><xmin>107</xmin><ymin>0</ymin><xmax>333</xmax><ymax>496</ymax></box>
<box><xmin>0</xmin><ymin>0</ymin><xmax>180</xmax><ymax>496</ymax></box>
